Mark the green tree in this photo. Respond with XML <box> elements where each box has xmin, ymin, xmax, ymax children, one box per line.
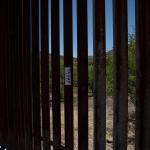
<box><xmin>106</xmin><ymin>51</ymin><xmax>113</xmax><ymax>96</ymax></box>
<box><xmin>128</xmin><ymin>34</ymin><xmax>136</xmax><ymax>104</ymax></box>
<box><xmin>106</xmin><ymin>34</ymin><xmax>136</xmax><ymax>104</ymax></box>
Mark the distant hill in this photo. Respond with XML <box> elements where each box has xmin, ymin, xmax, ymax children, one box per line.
<box><xmin>49</xmin><ymin>54</ymin><xmax>92</xmax><ymax>64</ymax></box>
<box><xmin>49</xmin><ymin>50</ymin><xmax>112</xmax><ymax>64</ymax></box>
<box><xmin>106</xmin><ymin>50</ymin><xmax>113</xmax><ymax>55</ymax></box>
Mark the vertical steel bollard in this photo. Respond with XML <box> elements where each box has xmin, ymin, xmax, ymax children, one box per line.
<box><xmin>51</xmin><ymin>0</ymin><xmax>61</xmax><ymax>149</ymax></box>
<box><xmin>113</xmin><ymin>0</ymin><xmax>128</xmax><ymax>149</ymax></box>
<box><xmin>41</xmin><ymin>0</ymin><xmax>51</xmax><ymax>149</ymax></box>
<box><xmin>77</xmin><ymin>0</ymin><xmax>88</xmax><ymax>149</ymax></box>
<box><xmin>93</xmin><ymin>0</ymin><xmax>106</xmax><ymax>149</ymax></box>
<box><xmin>31</xmin><ymin>0</ymin><xmax>41</xmax><ymax>149</ymax></box>
<box><xmin>135</xmin><ymin>0</ymin><xmax>150</xmax><ymax>149</ymax></box>
<box><xmin>64</xmin><ymin>0</ymin><xmax>74</xmax><ymax>149</ymax></box>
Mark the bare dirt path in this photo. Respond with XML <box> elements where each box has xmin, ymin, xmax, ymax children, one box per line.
<box><xmin>51</xmin><ymin>96</ymin><xmax>135</xmax><ymax>150</ymax></box>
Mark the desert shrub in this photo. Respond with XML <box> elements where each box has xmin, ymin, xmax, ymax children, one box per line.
<box><xmin>49</xmin><ymin>34</ymin><xmax>136</xmax><ymax>104</ymax></box>
<box><xmin>106</xmin><ymin>34</ymin><xmax>136</xmax><ymax>104</ymax></box>
<box><xmin>128</xmin><ymin>34</ymin><xmax>136</xmax><ymax>104</ymax></box>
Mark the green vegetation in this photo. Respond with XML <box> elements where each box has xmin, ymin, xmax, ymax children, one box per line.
<box><xmin>49</xmin><ymin>34</ymin><xmax>136</xmax><ymax>104</ymax></box>
<box><xmin>105</xmin><ymin>34</ymin><xmax>136</xmax><ymax>104</ymax></box>
<box><xmin>106</xmin><ymin>50</ymin><xmax>113</xmax><ymax>96</ymax></box>
<box><xmin>104</xmin><ymin>34</ymin><xmax>136</xmax><ymax>104</ymax></box>
<box><xmin>128</xmin><ymin>34</ymin><xmax>136</xmax><ymax>104</ymax></box>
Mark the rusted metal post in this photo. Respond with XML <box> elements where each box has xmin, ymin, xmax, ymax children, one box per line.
<box><xmin>7</xmin><ymin>0</ymin><xmax>19</xmax><ymax>148</ymax></box>
<box><xmin>0</xmin><ymin>0</ymin><xmax>9</xmax><ymax>147</ymax></box>
<box><xmin>113</xmin><ymin>0</ymin><xmax>128</xmax><ymax>149</ymax></box>
<box><xmin>1</xmin><ymin>0</ymin><xmax>33</xmax><ymax>149</ymax></box>
<box><xmin>135</xmin><ymin>0</ymin><xmax>150</xmax><ymax>149</ymax></box>
<box><xmin>77</xmin><ymin>0</ymin><xmax>88</xmax><ymax>150</ymax></box>
<box><xmin>51</xmin><ymin>0</ymin><xmax>61</xmax><ymax>149</ymax></box>
<box><xmin>22</xmin><ymin>0</ymin><xmax>33</xmax><ymax>149</ymax></box>
<box><xmin>17</xmin><ymin>0</ymin><xmax>26</xmax><ymax>148</ymax></box>
<box><xmin>63</xmin><ymin>0</ymin><xmax>74</xmax><ymax>149</ymax></box>
<box><xmin>93</xmin><ymin>0</ymin><xmax>106</xmax><ymax>149</ymax></box>
<box><xmin>41</xmin><ymin>0</ymin><xmax>51</xmax><ymax>149</ymax></box>
<box><xmin>31</xmin><ymin>0</ymin><xmax>41</xmax><ymax>149</ymax></box>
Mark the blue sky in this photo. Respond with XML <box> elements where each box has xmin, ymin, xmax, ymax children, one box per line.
<box><xmin>49</xmin><ymin>0</ymin><xmax>135</xmax><ymax>57</ymax></box>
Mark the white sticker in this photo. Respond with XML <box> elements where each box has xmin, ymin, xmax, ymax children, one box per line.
<box><xmin>65</xmin><ymin>67</ymin><xmax>71</xmax><ymax>85</ymax></box>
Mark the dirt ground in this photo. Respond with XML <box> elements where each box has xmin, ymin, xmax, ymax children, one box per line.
<box><xmin>51</xmin><ymin>96</ymin><xmax>135</xmax><ymax>150</ymax></box>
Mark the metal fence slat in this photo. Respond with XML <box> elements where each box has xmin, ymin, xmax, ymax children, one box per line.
<box><xmin>31</xmin><ymin>0</ymin><xmax>41</xmax><ymax>149</ymax></box>
<box><xmin>77</xmin><ymin>0</ymin><xmax>88</xmax><ymax>150</ymax></box>
<box><xmin>7</xmin><ymin>0</ymin><xmax>19</xmax><ymax>148</ymax></box>
<box><xmin>17</xmin><ymin>0</ymin><xmax>26</xmax><ymax>148</ymax></box>
<box><xmin>135</xmin><ymin>0</ymin><xmax>150</xmax><ymax>149</ymax></box>
<box><xmin>22</xmin><ymin>0</ymin><xmax>33</xmax><ymax>148</ymax></box>
<box><xmin>113</xmin><ymin>0</ymin><xmax>128</xmax><ymax>149</ymax></box>
<box><xmin>41</xmin><ymin>0</ymin><xmax>51</xmax><ymax>149</ymax></box>
<box><xmin>64</xmin><ymin>0</ymin><xmax>74</xmax><ymax>149</ymax></box>
<box><xmin>51</xmin><ymin>0</ymin><xmax>61</xmax><ymax>149</ymax></box>
<box><xmin>93</xmin><ymin>0</ymin><xmax>106</xmax><ymax>149</ymax></box>
<box><xmin>0</xmin><ymin>0</ymin><xmax>9</xmax><ymax>147</ymax></box>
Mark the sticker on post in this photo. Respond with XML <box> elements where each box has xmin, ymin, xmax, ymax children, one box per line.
<box><xmin>65</xmin><ymin>67</ymin><xmax>71</xmax><ymax>85</ymax></box>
